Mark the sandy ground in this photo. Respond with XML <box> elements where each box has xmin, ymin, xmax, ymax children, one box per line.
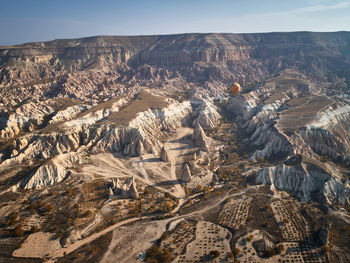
<box><xmin>100</xmin><ymin>220</ymin><xmax>169</xmax><ymax>263</ymax></box>
<box><xmin>45</xmin><ymin>217</ymin><xmax>142</xmax><ymax>262</ymax></box>
<box><xmin>164</xmin><ymin>127</ymin><xmax>198</xmax><ymax>198</ymax></box>
<box><xmin>13</xmin><ymin>232</ymin><xmax>61</xmax><ymax>258</ymax></box>
<box><xmin>79</xmin><ymin>127</ymin><xmax>196</xmax><ymax>199</ymax></box>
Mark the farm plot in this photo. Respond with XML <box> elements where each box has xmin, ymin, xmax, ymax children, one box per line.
<box><xmin>217</xmin><ymin>196</ymin><xmax>252</xmax><ymax>229</ymax></box>
<box><xmin>173</xmin><ymin>221</ymin><xmax>234</xmax><ymax>263</ymax></box>
<box><xmin>271</xmin><ymin>200</ymin><xmax>311</xmax><ymax>242</ymax></box>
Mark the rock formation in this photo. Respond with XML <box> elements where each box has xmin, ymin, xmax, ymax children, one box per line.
<box><xmin>192</xmin><ymin>124</ymin><xmax>210</xmax><ymax>152</ymax></box>
<box><xmin>108</xmin><ymin>188</ymin><xmax>115</xmax><ymax>199</ymax></box>
<box><xmin>193</xmin><ymin>152</ymin><xmax>197</xmax><ymax>160</ymax></box>
<box><xmin>227</xmin><ymin>71</ymin><xmax>350</xmax><ymax>205</ymax></box>
<box><xmin>182</xmin><ymin>163</ymin><xmax>192</xmax><ymax>183</ymax></box>
<box><xmin>160</xmin><ymin>146</ymin><xmax>170</xmax><ymax>162</ymax></box>
<box><xmin>109</xmin><ymin>176</ymin><xmax>139</xmax><ymax>199</ymax></box>
<box><xmin>192</xmin><ymin>100</ymin><xmax>221</xmax><ymax>128</ymax></box>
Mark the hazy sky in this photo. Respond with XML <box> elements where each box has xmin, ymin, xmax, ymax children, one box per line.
<box><xmin>1</xmin><ymin>0</ymin><xmax>350</xmax><ymax>45</ymax></box>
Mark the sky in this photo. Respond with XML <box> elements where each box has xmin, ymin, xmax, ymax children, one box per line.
<box><xmin>0</xmin><ymin>0</ymin><xmax>350</xmax><ymax>46</ymax></box>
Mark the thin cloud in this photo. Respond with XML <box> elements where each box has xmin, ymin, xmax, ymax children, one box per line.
<box><xmin>264</xmin><ymin>1</ymin><xmax>350</xmax><ymax>16</ymax></box>
<box><xmin>306</xmin><ymin>0</ymin><xmax>334</xmax><ymax>3</ymax></box>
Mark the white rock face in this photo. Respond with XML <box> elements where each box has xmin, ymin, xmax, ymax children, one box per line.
<box><xmin>249</xmin><ymin>124</ymin><xmax>292</xmax><ymax>161</ymax></box>
<box><xmin>192</xmin><ymin>100</ymin><xmax>221</xmax><ymax>128</ymax></box>
<box><xmin>21</xmin><ymin>151</ymin><xmax>83</xmax><ymax>189</ymax></box>
<box><xmin>323</xmin><ymin>178</ymin><xmax>350</xmax><ymax>205</ymax></box>
<box><xmin>3</xmin><ymin>100</ymin><xmax>192</xmax><ymax>168</ymax></box>
<box><xmin>1</xmin><ymin>98</ymin><xmax>207</xmax><ymax>190</ymax></box>
<box><xmin>255</xmin><ymin>160</ymin><xmax>350</xmax><ymax>205</ymax></box>
<box><xmin>0</xmin><ymin>100</ymin><xmax>54</xmax><ymax>140</ymax></box>
<box><xmin>24</xmin><ymin>162</ymin><xmax>67</xmax><ymax>190</ymax></box>
<box><xmin>256</xmin><ymin>163</ymin><xmax>327</xmax><ymax>201</ymax></box>
<box><xmin>300</xmin><ymin>106</ymin><xmax>350</xmax><ymax>163</ymax></box>
<box><xmin>227</xmin><ymin>85</ymin><xmax>277</xmax><ymax>122</ymax></box>
<box><xmin>64</xmin><ymin>97</ymin><xmax>129</xmax><ymax>127</ymax></box>
<box><xmin>49</xmin><ymin>104</ymin><xmax>92</xmax><ymax>124</ymax></box>
<box><xmin>307</xmin><ymin>105</ymin><xmax>350</xmax><ymax>130</ymax></box>
<box><xmin>129</xmin><ymin>101</ymin><xmax>192</xmax><ymax>131</ymax></box>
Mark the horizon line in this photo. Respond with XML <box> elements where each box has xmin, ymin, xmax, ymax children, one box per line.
<box><xmin>2</xmin><ymin>30</ymin><xmax>350</xmax><ymax>48</ymax></box>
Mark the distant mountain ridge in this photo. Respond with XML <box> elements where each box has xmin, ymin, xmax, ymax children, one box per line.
<box><xmin>0</xmin><ymin>31</ymin><xmax>349</xmax><ymax>104</ymax></box>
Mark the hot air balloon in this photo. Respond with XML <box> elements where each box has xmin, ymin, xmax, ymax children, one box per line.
<box><xmin>230</xmin><ymin>82</ymin><xmax>241</xmax><ymax>95</ymax></box>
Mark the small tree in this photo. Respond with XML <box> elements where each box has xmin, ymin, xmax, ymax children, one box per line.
<box><xmin>209</xmin><ymin>250</ymin><xmax>220</xmax><ymax>258</ymax></box>
<box><xmin>321</xmin><ymin>244</ymin><xmax>329</xmax><ymax>254</ymax></box>
<box><xmin>7</xmin><ymin>212</ymin><xmax>18</xmax><ymax>225</ymax></box>
<box><xmin>30</xmin><ymin>226</ymin><xmax>40</xmax><ymax>233</ymax></box>
<box><xmin>13</xmin><ymin>224</ymin><xmax>24</xmax><ymax>237</ymax></box>
<box><xmin>321</xmin><ymin>155</ymin><xmax>328</xmax><ymax>162</ymax></box>
<box><xmin>66</xmin><ymin>187</ymin><xmax>73</xmax><ymax>195</ymax></box>
<box><xmin>234</xmin><ymin>247</ymin><xmax>241</xmax><ymax>256</ymax></box>
<box><xmin>276</xmin><ymin>244</ymin><xmax>285</xmax><ymax>253</ymax></box>
<box><xmin>165</xmin><ymin>201</ymin><xmax>173</xmax><ymax>211</ymax></box>
<box><xmin>258</xmin><ymin>157</ymin><xmax>265</xmax><ymax>164</ymax></box>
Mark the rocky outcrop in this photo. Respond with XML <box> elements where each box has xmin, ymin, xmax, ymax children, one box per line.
<box><xmin>1</xmin><ymin>99</ymin><xmax>192</xmax><ymax>167</ymax></box>
<box><xmin>64</xmin><ymin>97</ymin><xmax>130</xmax><ymax>127</ymax></box>
<box><xmin>0</xmin><ymin>100</ymin><xmax>55</xmax><ymax>141</ymax></box>
<box><xmin>0</xmin><ymin>96</ymin><xmax>224</xmax><ymax>190</ymax></box>
<box><xmin>19</xmin><ymin>150</ymin><xmax>84</xmax><ymax>189</ymax></box>
<box><xmin>193</xmin><ymin>152</ymin><xmax>197</xmax><ymax>160</ymax></box>
<box><xmin>226</xmin><ymin>71</ymin><xmax>350</xmax><ymax>205</ymax></box>
<box><xmin>301</xmin><ymin>105</ymin><xmax>350</xmax><ymax>163</ymax></box>
<box><xmin>182</xmin><ymin>164</ymin><xmax>192</xmax><ymax>183</ymax></box>
<box><xmin>255</xmin><ymin>162</ymin><xmax>350</xmax><ymax>205</ymax></box>
<box><xmin>23</xmin><ymin>162</ymin><xmax>67</xmax><ymax>190</ymax></box>
<box><xmin>192</xmin><ymin>124</ymin><xmax>209</xmax><ymax>152</ymax></box>
<box><xmin>192</xmin><ymin>100</ymin><xmax>221</xmax><ymax>129</ymax></box>
<box><xmin>160</xmin><ymin>146</ymin><xmax>170</xmax><ymax>162</ymax></box>
<box><xmin>323</xmin><ymin>177</ymin><xmax>350</xmax><ymax>205</ymax></box>
<box><xmin>49</xmin><ymin>104</ymin><xmax>92</xmax><ymax>125</ymax></box>
<box><xmin>249</xmin><ymin>124</ymin><xmax>292</xmax><ymax>161</ymax></box>
<box><xmin>108</xmin><ymin>187</ymin><xmax>114</xmax><ymax>199</ymax></box>
<box><xmin>109</xmin><ymin>176</ymin><xmax>139</xmax><ymax>199</ymax></box>
<box><xmin>128</xmin><ymin>181</ymin><xmax>139</xmax><ymax>199</ymax></box>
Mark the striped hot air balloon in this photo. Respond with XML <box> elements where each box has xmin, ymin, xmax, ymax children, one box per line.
<box><xmin>230</xmin><ymin>82</ymin><xmax>241</xmax><ymax>95</ymax></box>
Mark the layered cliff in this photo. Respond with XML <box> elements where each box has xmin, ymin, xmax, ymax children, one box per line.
<box><xmin>1</xmin><ymin>32</ymin><xmax>350</xmax><ymax>107</ymax></box>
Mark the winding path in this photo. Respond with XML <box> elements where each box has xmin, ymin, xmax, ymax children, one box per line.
<box><xmin>45</xmin><ymin>217</ymin><xmax>142</xmax><ymax>262</ymax></box>
<box><xmin>164</xmin><ymin>127</ymin><xmax>196</xmax><ymax>199</ymax></box>
<box><xmin>44</xmin><ymin>128</ymin><xmax>196</xmax><ymax>262</ymax></box>
<box><xmin>44</xmin><ymin>184</ymin><xmax>253</xmax><ymax>263</ymax></box>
